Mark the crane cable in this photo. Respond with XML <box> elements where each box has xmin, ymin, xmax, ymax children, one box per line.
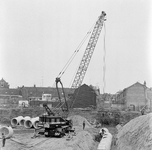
<box><xmin>51</xmin><ymin>28</ymin><xmax>93</xmax><ymax>88</ymax></box>
<box><xmin>57</xmin><ymin>21</ymin><xmax>96</xmax><ymax>79</ymax></box>
<box><xmin>103</xmin><ymin>22</ymin><xmax>106</xmax><ymax>94</ymax></box>
<box><xmin>70</xmin><ymin>20</ymin><xmax>107</xmax><ymax>108</ymax></box>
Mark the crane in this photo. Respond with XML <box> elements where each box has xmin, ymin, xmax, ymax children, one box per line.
<box><xmin>36</xmin><ymin>12</ymin><xmax>107</xmax><ymax>138</ymax></box>
<box><xmin>71</xmin><ymin>11</ymin><xmax>106</xmax><ymax>89</ymax></box>
<box><xmin>55</xmin><ymin>11</ymin><xmax>106</xmax><ymax>109</ymax></box>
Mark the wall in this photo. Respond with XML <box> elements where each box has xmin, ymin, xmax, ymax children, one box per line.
<box><xmin>111</xmin><ymin>104</ymin><xmax>126</xmax><ymax>110</ymax></box>
<box><xmin>126</xmin><ymin>84</ymin><xmax>146</xmax><ymax>111</ymax></box>
<box><xmin>146</xmin><ymin>88</ymin><xmax>152</xmax><ymax>111</ymax></box>
<box><xmin>72</xmin><ymin>84</ymin><xmax>96</xmax><ymax>108</ymax></box>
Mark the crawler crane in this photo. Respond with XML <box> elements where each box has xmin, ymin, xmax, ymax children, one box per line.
<box><xmin>38</xmin><ymin>11</ymin><xmax>106</xmax><ymax>137</ymax></box>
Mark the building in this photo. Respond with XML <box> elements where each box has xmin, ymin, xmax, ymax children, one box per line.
<box><xmin>0</xmin><ymin>78</ymin><xmax>22</xmax><ymax>107</ymax></box>
<box><xmin>0</xmin><ymin>78</ymin><xmax>98</xmax><ymax>108</ymax></box>
<box><xmin>113</xmin><ymin>82</ymin><xmax>152</xmax><ymax>111</ymax></box>
<box><xmin>0</xmin><ymin>78</ymin><xmax>72</xmax><ymax>107</ymax></box>
<box><xmin>71</xmin><ymin>84</ymin><xmax>97</xmax><ymax>108</ymax></box>
<box><xmin>145</xmin><ymin>87</ymin><xmax>152</xmax><ymax>111</ymax></box>
<box><xmin>19</xmin><ymin>85</ymin><xmax>71</xmax><ymax>101</ymax></box>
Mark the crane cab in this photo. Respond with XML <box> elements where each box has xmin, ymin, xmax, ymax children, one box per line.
<box><xmin>38</xmin><ymin>115</ymin><xmax>73</xmax><ymax>137</ymax></box>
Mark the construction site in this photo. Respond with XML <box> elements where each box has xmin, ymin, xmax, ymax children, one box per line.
<box><xmin>0</xmin><ymin>1</ymin><xmax>151</xmax><ymax>150</ymax></box>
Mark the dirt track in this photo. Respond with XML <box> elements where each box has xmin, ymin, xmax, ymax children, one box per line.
<box><xmin>0</xmin><ymin>126</ymin><xmax>98</xmax><ymax>150</ymax></box>
<box><xmin>0</xmin><ymin>126</ymin><xmax>118</xmax><ymax>150</ymax></box>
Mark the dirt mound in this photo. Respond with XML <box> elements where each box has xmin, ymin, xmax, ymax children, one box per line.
<box><xmin>117</xmin><ymin>113</ymin><xmax>152</xmax><ymax>150</ymax></box>
<box><xmin>65</xmin><ymin>131</ymin><xmax>95</xmax><ymax>150</ymax></box>
<box><xmin>68</xmin><ymin>115</ymin><xmax>92</xmax><ymax>128</ymax></box>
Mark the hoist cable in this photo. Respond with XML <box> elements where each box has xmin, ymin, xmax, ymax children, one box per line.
<box><xmin>57</xmin><ymin>21</ymin><xmax>96</xmax><ymax>79</ymax></box>
<box><xmin>70</xmin><ymin>18</ymin><xmax>107</xmax><ymax>108</ymax></box>
<box><xmin>103</xmin><ymin>22</ymin><xmax>106</xmax><ymax>94</ymax></box>
<box><xmin>57</xmin><ymin>32</ymin><xmax>90</xmax><ymax>78</ymax></box>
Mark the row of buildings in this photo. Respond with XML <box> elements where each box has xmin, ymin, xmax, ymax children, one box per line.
<box><xmin>100</xmin><ymin>81</ymin><xmax>152</xmax><ymax>112</ymax></box>
<box><xmin>0</xmin><ymin>78</ymin><xmax>97</xmax><ymax>108</ymax></box>
<box><xmin>0</xmin><ymin>78</ymin><xmax>152</xmax><ymax>111</ymax></box>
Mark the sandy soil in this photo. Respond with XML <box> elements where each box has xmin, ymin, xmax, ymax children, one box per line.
<box><xmin>117</xmin><ymin>113</ymin><xmax>152</xmax><ymax>150</ymax></box>
<box><xmin>0</xmin><ymin>115</ymin><xmax>118</xmax><ymax>150</ymax></box>
<box><xmin>0</xmin><ymin>115</ymin><xmax>98</xmax><ymax>150</ymax></box>
<box><xmin>0</xmin><ymin>127</ymin><xmax>98</xmax><ymax>150</ymax></box>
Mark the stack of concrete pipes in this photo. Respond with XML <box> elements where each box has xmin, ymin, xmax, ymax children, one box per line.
<box><xmin>11</xmin><ymin>116</ymin><xmax>40</xmax><ymax>129</ymax></box>
<box><xmin>97</xmin><ymin>128</ymin><xmax>113</xmax><ymax>150</ymax></box>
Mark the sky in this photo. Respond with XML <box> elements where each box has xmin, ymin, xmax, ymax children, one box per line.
<box><xmin>0</xmin><ymin>0</ymin><xmax>152</xmax><ymax>94</ymax></box>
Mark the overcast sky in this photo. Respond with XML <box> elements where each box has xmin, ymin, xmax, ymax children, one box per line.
<box><xmin>0</xmin><ymin>0</ymin><xmax>152</xmax><ymax>94</ymax></box>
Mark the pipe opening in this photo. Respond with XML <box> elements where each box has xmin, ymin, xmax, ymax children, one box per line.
<box><xmin>20</xmin><ymin>119</ymin><xmax>25</xmax><ymax>126</ymax></box>
<box><xmin>24</xmin><ymin>120</ymin><xmax>33</xmax><ymax>128</ymax></box>
<box><xmin>0</xmin><ymin>126</ymin><xmax>13</xmax><ymax>139</ymax></box>
<box><xmin>11</xmin><ymin>119</ymin><xmax>18</xmax><ymax>126</ymax></box>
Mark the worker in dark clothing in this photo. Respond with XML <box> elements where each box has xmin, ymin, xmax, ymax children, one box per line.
<box><xmin>141</xmin><ymin>109</ymin><xmax>145</xmax><ymax>115</ymax></box>
<box><xmin>83</xmin><ymin>120</ymin><xmax>85</xmax><ymax>130</ymax></box>
<box><xmin>99</xmin><ymin>129</ymin><xmax>105</xmax><ymax>140</ymax></box>
<box><xmin>1</xmin><ymin>133</ymin><xmax>6</xmax><ymax>147</ymax></box>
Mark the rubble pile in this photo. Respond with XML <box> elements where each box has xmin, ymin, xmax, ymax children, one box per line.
<box><xmin>117</xmin><ymin>113</ymin><xmax>152</xmax><ymax>150</ymax></box>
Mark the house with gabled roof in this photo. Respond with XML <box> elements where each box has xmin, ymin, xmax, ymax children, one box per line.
<box><xmin>71</xmin><ymin>84</ymin><xmax>97</xmax><ymax>108</ymax></box>
<box><xmin>0</xmin><ymin>78</ymin><xmax>22</xmax><ymax>102</ymax></box>
<box><xmin>0</xmin><ymin>78</ymin><xmax>9</xmax><ymax>88</ymax></box>
<box><xmin>114</xmin><ymin>81</ymin><xmax>149</xmax><ymax>111</ymax></box>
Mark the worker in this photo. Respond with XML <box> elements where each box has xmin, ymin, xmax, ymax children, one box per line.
<box><xmin>31</xmin><ymin>129</ymin><xmax>37</xmax><ymax>138</ymax></box>
<box><xmin>1</xmin><ymin>133</ymin><xmax>6</xmax><ymax>147</ymax></box>
<box><xmin>83</xmin><ymin>120</ymin><xmax>85</xmax><ymax>130</ymax></box>
<box><xmin>113</xmin><ymin>134</ymin><xmax>118</xmax><ymax>146</ymax></box>
<box><xmin>73</xmin><ymin>128</ymin><xmax>76</xmax><ymax>136</ymax></box>
<box><xmin>141</xmin><ymin>109</ymin><xmax>145</xmax><ymax>115</ymax></box>
<box><xmin>99</xmin><ymin>129</ymin><xmax>105</xmax><ymax>139</ymax></box>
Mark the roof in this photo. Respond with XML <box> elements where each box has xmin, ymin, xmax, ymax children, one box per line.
<box><xmin>124</xmin><ymin>82</ymin><xmax>146</xmax><ymax>91</ymax></box>
<box><xmin>116</xmin><ymin>82</ymin><xmax>146</xmax><ymax>95</ymax></box>
<box><xmin>20</xmin><ymin>86</ymin><xmax>71</xmax><ymax>97</ymax></box>
<box><xmin>0</xmin><ymin>88</ymin><xmax>21</xmax><ymax>95</ymax></box>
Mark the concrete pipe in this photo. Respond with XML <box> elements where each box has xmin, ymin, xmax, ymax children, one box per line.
<box><xmin>24</xmin><ymin>117</ymin><xmax>39</xmax><ymax>129</ymax></box>
<box><xmin>20</xmin><ymin>116</ymin><xmax>31</xmax><ymax>126</ymax></box>
<box><xmin>97</xmin><ymin>132</ymin><xmax>113</xmax><ymax>150</ymax></box>
<box><xmin>31</xmin><ymin>117</ymin><xmax>40</xmax><ymax>129</ymax></box>
<box><xmin>0</xmin><ymin>126</ymin><xmax>13</xmax><ymax>139</ymax></box>
<box><xmin>11</xmin><ymin>116</ymin><xmax>24</xmax><ymax>127</ymax></box>
<box><xmin>21</xmin><ymin>116</ymin><xmax>32</xmax><ymax>128</ymax></box>
<box><xmin>24</xmin><ymin>119</ymin><xmax>32</xmax><ymax>129</ymax></box>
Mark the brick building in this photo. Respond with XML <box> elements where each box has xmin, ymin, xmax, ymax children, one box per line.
<box><xmin>0</xmin><ymin>78</ymin><xmax>98</xmax><ymax>108</ymax></box>
<box><xmin>114</xmin><ymin>82</ymin><xmax>152</xmax><ymax>111</ymax></box>
<box><xmin>71</xmin><ymin>84</ymin><xmax>97</xmax><ymax>108</ymax></box>
<box><xmin>0</xmin><ymin>78</ymin><xmax>22</xmax><ymax>107</ymax></box>
<box><xmin>19</xmin><ymin>85</ymin><xmax>71</xmax><ymax>101</ymax></box>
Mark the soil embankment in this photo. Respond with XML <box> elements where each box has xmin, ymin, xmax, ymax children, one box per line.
<box><xmin>117</xmin><ymin>113</ymin><xmax>152</xmax><ymax>150</ymax></box>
